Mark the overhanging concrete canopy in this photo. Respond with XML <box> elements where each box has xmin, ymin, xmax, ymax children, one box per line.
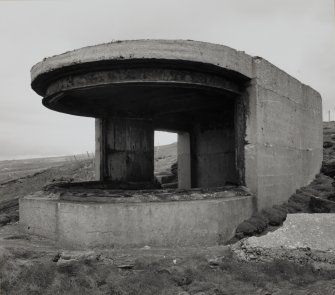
<box><xmin>22</xmin><ymin>39</ymin><xmax>323</xmax><ymax>248</ymax></box>
<box><xmin>31</xmin><ymin>40</ymin><xmax>252</xmax><ymax>120</ymax></box>
<box><xmin>30</xmin><ymin>39</ymin><xmax>323</xmax><ymax>210</ymax></box>
<box><xmin>32</xmin><ymin>56</ymin><xmax>249</xmax><ymax>121</ymax></box>
<box><xmin>40</xmin><ymin>65</ymin><xmax>245</xmax><ymax>118</ymax></box>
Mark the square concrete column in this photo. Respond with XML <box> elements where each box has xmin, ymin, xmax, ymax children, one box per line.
<box><xmin>177</xmin><ymin>132</ymin><xmax>191</xmax><ymax>189</ymax></box>
<box><xmin>95</xmin><ymin>118</ymin><xmax>154</xmax><ymax>183</ymax></box>
<box><xmin>190</xmin><ymin>110</ymin><xmax>238</xmax><ymax>188</ymax></box>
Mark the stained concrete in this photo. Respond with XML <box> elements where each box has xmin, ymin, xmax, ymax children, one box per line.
<box><xmin>31</xmin><ymin>40</ymin><xmax>254</xmax><ymax>91</ymax></box>
<box><xmin>96</xmin><ymin>117</ymin><xmax>154</xmax><ymax>182</ymax></box>
<box><xmin>25</xmin><ymin>40</ymin><xmax>323</xmax><ymax>247</ymax></box>
<box><xmin>29</xmin><ymin>40</ymin><xmax>322</xmax><ymax>210</ymax></box>
<box><xmin>177</xmin><ymin>132</ymin><xmax>191</xmax><ymax>189</ymax></box>
<box><xmin>20</xmin><ymin>191</ymin><xmax>254</xmax><ymax>248</ymax></box>
<box><xmin>191</xmin><ymin>109</ymin><xmax>237</xmax><ymax>187</ymax></box>
<box><xmin>245</xmin><ymin>58</ymin><xmax>323</xmax><ymax>209</ymax></box>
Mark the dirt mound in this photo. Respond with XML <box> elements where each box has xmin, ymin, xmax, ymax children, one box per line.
<box><xmin>233</xmin><ymin>173</ymin><xmax>335</xmax><ymax>240</ymax></box>
<box><xmin>322</xmin><ymin>122</ymin><xmax>335</xmax><ymax>161</ymax></box>
<box><xmin>233</xmin><ymin>122</ymin><xmax>335</xmax><ymax>240</ymax></box>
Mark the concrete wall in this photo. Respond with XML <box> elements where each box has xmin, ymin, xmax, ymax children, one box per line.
<box><xmin>245</xmin><ymin>57</ymin><xmax>323</xmax><ymax>210</ymax></box>
<box><xmin>192</xmin><ymin>127</ymin><xmax>236</xmax><ymax>188</ymax></box>
<box><xmin>177</xmin><ymin>132</ymin><xmax>191</xmax><ymax>189</ymax></box>
<box><xmin>20</xmin><ymin>194</ymin><xmax>254</xmax><ymax>248</ymax></box>
<box><xmin>19</xmin><ymin>195</ymin><xmax>59</xmax><ymax>239</ymax></box>
<box><xmin>191</xmin><ymin>110</ymin><xmax>237</xmax><ymax>188</ymax></box>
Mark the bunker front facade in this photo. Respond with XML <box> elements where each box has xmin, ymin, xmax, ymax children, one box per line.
<box><xmin>30</xmin><ymin>40</ymin><xmax>322</xmax><ymax>210</ymax></box>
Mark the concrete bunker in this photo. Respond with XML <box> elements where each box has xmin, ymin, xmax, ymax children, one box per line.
<box><xmin>37</xmin><ymin>59</ymin><xmax>249</xmax><ymax>190</ymax></box>
<box><xmin>20</xmin><ymin>40</ymin><xmax>322</xmax><ymax>248</ymax></box>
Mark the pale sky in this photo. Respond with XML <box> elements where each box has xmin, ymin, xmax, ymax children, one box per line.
<box><xmin>0</xmin><ymin>0</ymin><xmax>334</xmax><ymax>160</ymax></box>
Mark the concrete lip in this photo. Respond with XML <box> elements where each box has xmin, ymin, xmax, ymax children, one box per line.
<box><xmin>44</xmin><ymin>182</ymin><xmax>252</xmax><ymax>202</ymax></box>
<box><xmin>31</xmin><ymin>39</ymin><xmax>253</xmax><ymax>95</ymax></box>
<box><xmin>20</xmin><ymin>186</ymin><xmax>255</xmax><ymax>248</ymax></box>
<box><xmin>30</xmin><ymin>40</ymin><xmax>250</xmax><ymax>118</ymax></box>
<box><xmin>41</xmin><ymin>67</ymin><xmax>244</xmax><ymax>118</ymax></box>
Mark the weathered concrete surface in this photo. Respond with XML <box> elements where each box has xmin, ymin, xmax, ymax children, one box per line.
<box><xmin>177</xmin><ymin>132</ymin><xmax>191</xmax><ymax>189</ymax></box>
<box><xmin>20</xmin><ymin>191</ymin><xmax>254</xmax><ymax>248</ymax></box>
<box><xmin>95</xmin><ymin>117</ymin><xmax>154</xmax><ymax>182</ymax></box>
<box><xmin>246</xmin><ymin>214</ymin><xmax>335</xmax><ymax>251</ymax></box>
<box><xmin>31</xmin><ymin>40</ymin><xmax>254</xmax><ymax>92</ymax></box>
<box><xmin>30</xmin><ymin>39</ymin><xmax>323</xmax><ymax>213</ymax></box>
<box><xmin>245</xmin><ymin>58</ymin><xmax>323</xmax><ymax>209</ymax></box>
<box><xmin>191</xmin><ymin>109</ymin><xmax>237</xmax><ymax>187</ymax></box>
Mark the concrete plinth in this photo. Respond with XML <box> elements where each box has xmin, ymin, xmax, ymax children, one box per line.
<box><xmin>19</xmin><ymin>189</ymin><xmax>254</xmax><ymax>248</ymax></box>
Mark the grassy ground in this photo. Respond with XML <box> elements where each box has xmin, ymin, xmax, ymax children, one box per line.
<box><xmin>1</xmin><ymin>125</ymin><xmax>335</xmax><ymax>294</ymax></box>
<box><xmin>1</xmin><ymin>226</ymin><xmax>335</xmax><ymax>295</ymax></box>
<box><xmin>0</xmin><ymin>154</ymin><xmax>93</xmax><ymax>184</ymax></box>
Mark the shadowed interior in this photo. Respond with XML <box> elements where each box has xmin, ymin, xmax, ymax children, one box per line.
<box><xmin>35</xmin><ymin>60</ymin><xmax>249</xmax><ymax>189</ymax></box>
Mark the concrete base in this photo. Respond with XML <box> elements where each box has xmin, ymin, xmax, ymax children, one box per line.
<box><xmin>20</xmin><ymin>190</ymin><xmax>254</xmax><ymax>248</ymax></box>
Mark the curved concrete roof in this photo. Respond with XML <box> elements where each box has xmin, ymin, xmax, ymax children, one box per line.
<box><xmin>31</xmin><ymin>40</ymin><xmax>254</xmax><ymax>95</ymax></box>
<box><xmin>30</xmin><ymin>40</ymin><xmax>320</xmax><ymax>120</ymax></box>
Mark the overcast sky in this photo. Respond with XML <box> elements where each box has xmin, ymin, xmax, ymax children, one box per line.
<box><xmin>0</xmin><ymin>0</ymin><xmax>334</xmax><ymax>160</ymax></box>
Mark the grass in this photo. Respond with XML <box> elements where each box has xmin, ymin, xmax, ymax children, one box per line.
<box><xmin>1</xmin><ymin>124</ymin><xmax>335</xmax><ymax>295</ymax></box>
<box><xmin>1</xmin><ymin>247</ymin><xmax>335</xmax><ymax>295</ymax></box>
<box><xmin>220</xmin><ymin>257</ymin><xmax>335</xmax><ymax>287</ymax></box>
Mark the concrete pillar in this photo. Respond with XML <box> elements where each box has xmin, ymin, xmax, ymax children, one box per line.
<box><xmin>177</xmin><ymin>132</ymin><xmax>191</xmax><ymax>189</ymax></box>
<box><xmin>95</xmin><ymin>117</ymin><xmax>154</xmax><ymax>183</ymax></box>
<box><xmin>95</xmin><ymin>118</ymin><xmax>105</xmax><ymax>180</ymax></box>
<box><xmin>190</xmin><ymin>110</ymin><xmax>238</xmax><ymax>188</ymax></box>
<box><xmin>192</xmin><ymin>127</ymin><xmax>237</xmax><ymax>187</ymax></box>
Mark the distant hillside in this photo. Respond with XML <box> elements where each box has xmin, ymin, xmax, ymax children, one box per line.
<box><xmin>0</xmin><ymin>154</ymin><xmax>93</xmax><ymax>184</ymax></box>
<box><xmin>155</xmin><ymin>142</ymin><xmax>177</xmax><ymax>157</ymax></box>
<box><xmin>323</xmin><ymin>121</ymin><xmax>335</xmax><ymax>163</ymax></box>
<box><xmin>154</xmin><ymin>142</ymin><xmax>177</xmax><ymax>176</ymax></box>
